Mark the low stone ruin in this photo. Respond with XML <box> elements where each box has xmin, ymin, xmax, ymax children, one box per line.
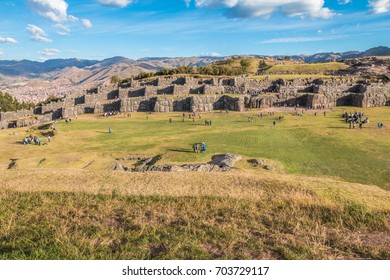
<box><xmin>108</xmin><ymin>154</ymin><xmax>242</xmax><ymax>173</ymax></box>
<box><xmin>1</xmin><ymin>76</ymin><xmax>389</xmax><ymax>130</ymax></box>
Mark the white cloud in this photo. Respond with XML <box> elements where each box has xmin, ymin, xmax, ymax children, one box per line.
<box><xmin>27</xmin><ymin>24</ymin><xmax>52</xmax><ymax>43</ymax></box>
<box><xmin>40</xmin><ymin>48</ymin><xmax>60</xmax><ymax>56</ymax></box>
<box><xmin>98</xmin><ymin>0</ymin><xmax>133</xmax><ymax>7</ymax></box>
<box><xmin>369</xmin><ymin>0</ymin><xmax>390</xmax><ymax>14</ymax></box>
<box><xmin>191</xmin><ymin>0</ymin><xmax>334</xmax><ymax>19</ymax></box>
<box><xmin>28</xmin><ymin>0</ymin><xmax>69</xmax><ymax>22</ymax></box>
<box><xmin>262</xmin><ymin>34</ymin><xmax>347</xmax><ymax>43</ymax></box>
<box><xmin>82</xmin><ymin>19</ymin><xmax>93</xmax><ymax>28</ymax></box>
<box><xmin>338</xmin><ymin>0</ymin><xmax>351</xmax><ymax>4</ymax></box>
<box><xmin>200</xmin><ymin>52</ymin><xmax>222</xmax><ymax>57</ymax></box>
<box><xmin>184</xmin><ymin>0</ymin><xmax>191</xmax><ymax>7</ymax></box>
<box><xmin>68</xmin><ymin>15</ymin><xmax>79</xmax><ymax>22</ymax></box>
<box><xmin>56</xmin><ymin>31</ymin><xmax>69</xmax><ymax>35</ymax></box>
<box><xmin>65</xmin><ymin>49</ymin><xmax>80</xmax><ymax>53</ymax></box>
<box><xmin>54</xmin><ymin>23</ymin><xmax>71</xmax><ymax>35</ymax></box>
<box><xmin>0</xmin><ymin>37</ymin><xmax>18</xmax><ymax>43</ymax></box>
<box><xmin>0</xmin><ymin>50</ymin><xmax>4</xmax><ymax>55</ymax></box>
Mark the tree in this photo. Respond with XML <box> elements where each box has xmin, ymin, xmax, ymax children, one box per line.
<box><xmin>0</xmin><ymin>91</ymin><xmax>34</xmax><ymax>112</ymax></box>
<box><xmin>110</xmin><ymin>75</ymin><xmax>122</xmax><ymax>85</ymax></box>
<box><xmin>36</xmin><ymin>96</ymin><xmax>63</xmax><ymax>107</ymax></box>
<box><xmin>240</xmin><ymin>58</ymin><xmax>251</xmax><ymax>68</ymax></box>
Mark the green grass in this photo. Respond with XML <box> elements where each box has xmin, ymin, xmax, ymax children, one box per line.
<box><xmin>251</xmin><ymin>74</ymin><xmax>347</xmax><ymax>80</ymax></box>
<box><xmin>0</xmin><ymin>185</ymin><xmax>389</xmax><ymax>260</ymax></box>
<box><xmin>1</xmin><ymin>106</ymin><xmax>388</xmax><ymax>189</ymax></box>
<box><xmin>0</xmin><ymin>106</ymin><xmax>389</xmax><ymax>260</ymax></box>
<box><xmin>263</xmin><ymin>62</ymin><xmax>349</xmax><ymax>75</ymax></box>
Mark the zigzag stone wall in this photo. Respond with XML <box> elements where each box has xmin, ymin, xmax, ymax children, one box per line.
<box><xmin>1</xmin><ymin>76</ymin><xmax>389</xmax><ymax>130</ymax></box>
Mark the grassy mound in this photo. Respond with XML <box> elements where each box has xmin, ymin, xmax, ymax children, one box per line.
<box><xmin>1</xmin><ymin>170</ymin><xmax>389</xmax><ymax>260</ymax></box>
<box><xmin>263</xmin><ymin>62</ymin><xmax>349</xmax><ymax>75</ymax></box>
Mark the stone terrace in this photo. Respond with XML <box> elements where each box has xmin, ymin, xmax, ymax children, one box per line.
<box><xmin>1</xmin><ymin>76</ymin><xmax>389</xmax><ymax>129</ymax></box>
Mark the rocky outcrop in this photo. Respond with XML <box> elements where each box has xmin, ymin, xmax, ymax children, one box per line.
<box><xmin>209</xmin><ymin>154</ymin><xmax>242</xmax><ymax>169</ymax></box>
<box><xmin>109</xmin><ymin>154</ymin><xmax>242</xmax><ymax>173</ymax></box>
<box><xmin>248</xmin><ymin>159</ymin><xmax>267</xmax><ymax>167</ymax></box>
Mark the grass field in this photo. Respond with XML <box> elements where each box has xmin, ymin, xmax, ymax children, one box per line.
<box><xmin>1</xmin><ymin>107</ymin><xmax>389</xmax><ymax>189</ymax></box>
<box><xmin>0</xmin><ymin>106</ymin><xmax>389</xmax><ymax>259</ymax></box>
<box><xmin>263</xmin><ymin>62</ymin><xmax>349</xmax><ymax>75</ymax></box>
<box><xmin>251</xmin><ymin>74</ymin><xmax>347</xmax><ymax>81</ymax></box>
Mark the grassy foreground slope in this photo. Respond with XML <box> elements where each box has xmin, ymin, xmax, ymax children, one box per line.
<box><xmin>1</xmin><ymin>170</ymin><xmax>389</xmax><ymax>260</ymax></box>
<box><xmin>0</xmin><ymin>107</ymin><xmax>389</xmax><ymax>259</ymax></box>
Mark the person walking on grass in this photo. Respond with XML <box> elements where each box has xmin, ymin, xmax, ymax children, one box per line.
<box><xmin>201</xmin><ymin>142</ymin><xmax>206</xmax><ymax>153</ymax></box>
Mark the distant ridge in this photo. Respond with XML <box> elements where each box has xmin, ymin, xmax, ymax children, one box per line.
<box><xmin>0</xmin><ymin>56</ymin><xmax>221</xmax><ymax>77</ymax></box>
<box><xmin>298</xmin><ymin>46</ymin><xmax>390</xmax><ymax>63</ymax></box>
<box><xmin>0</xmin><ymin>46</ymin><xmax>389</xmax><ymax>77</ymax></box>
<box><xmin>360</xmin><ymin>46</ymin><xmax>390</xmax><ymax>57</ymax></box>
<box><xmin>0</xmin><ymin>58</ymin><xmax>98</xmax><ymax>76</ymax></box>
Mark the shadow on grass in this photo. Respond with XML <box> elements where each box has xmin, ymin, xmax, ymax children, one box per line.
<box><xmin>326</xmin><ymin>126</ymin><xmax>348</xmax><ymax>129</ymax></box>
<box><xmin>167</xmin><ymin>148</ymin><xmax>194</xmax><ymax>153</ymax></box>
<box><xmin>189</xmin><ymin>123</ymin><xmax>208</xmax><ymax>126</ymax></box>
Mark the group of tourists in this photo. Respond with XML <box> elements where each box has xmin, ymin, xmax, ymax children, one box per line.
<box><xmin>104</xmin><ymin>111</ymin><xmax>119</xmax><ymax>118</ymax></box>
<box><xmin>292</xmin><ymin>110</ymin><xmax>305</xmax><ymax>116</ymax></box>
<box><xmin>22</xmin><ymin>135</ymin><xmax>44</xmax><ymax>145</ymax></box>
<box><xmin>205</xmin><ymin>120</ymin><xmax>212</xmax><ymax>126</ymax></box>
<box><xmin>343</xmin><ymin>111</ymin><xmax>370</xmax><ymax>129</ymax></box>
<box><xmin>179</xmin><ymin>112</ymin><xmax>203</xmax><ymax>123</ymax></box>
<box><xmin>193</xmin><ymin>142</ymin><xmax>207</xmax><ymax>153</ymax></box>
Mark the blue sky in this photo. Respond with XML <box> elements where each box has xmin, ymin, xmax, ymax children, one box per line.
<box><xmin>0</xmin><ymin>0</ymin><xmax>389</xmax><ymax>61</ymax></box>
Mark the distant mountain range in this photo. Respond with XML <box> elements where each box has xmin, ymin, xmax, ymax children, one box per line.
<box><xmin>0</xmin><ymin>56</ymin><xmax>222</xmax><ymax>78</ymax></box>
<box><xmin>268</xmin><ymin>46</ymin><xmax>390</xmax><ymax>63</ymax></box>
<box><xmin>0</xmin><ymin>46</ymin><xmax>389</xmax><ymax>78</ymax></box>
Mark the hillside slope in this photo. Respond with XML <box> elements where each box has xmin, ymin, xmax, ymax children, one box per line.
<box><xmin>1</xmin><ymin>169</ymin><xmax>389</xmax><ymax>259</ymax></box>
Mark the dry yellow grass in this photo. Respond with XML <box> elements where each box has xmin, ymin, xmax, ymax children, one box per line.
<box><xmin>1</xmin><ymin>168</ymin><xmax>389</xmax><ymax>260</ymax></box>
<box><xmin>2</xmin><ymin>168</ymin><xmax>389</xmax><ymax>210</ymax></box>
<box><xmin>0</xmin><ymin>107</ymin><xmax>389</xmax><ymax>260</ymax></box>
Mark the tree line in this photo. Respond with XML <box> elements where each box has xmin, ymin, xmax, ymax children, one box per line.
<box><xmin>0</xmin><ymin>91</ymin><xmax>34</xmax><ymax>112</ymax></box>
<box><xmin>110</xmin><ymin>58</ymin><xmax>256</xmax><ymax>84</ymax></box>
<box><xmin>0</xmin><ymin>91</ymin><xmax>64</xmax><ymax>113</ymax></box>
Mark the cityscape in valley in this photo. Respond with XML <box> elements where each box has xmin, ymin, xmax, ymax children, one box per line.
<box><xmin>0</xmin><ymin>0</ymin><xmax>389</xmax><ymax>262</ymax></box>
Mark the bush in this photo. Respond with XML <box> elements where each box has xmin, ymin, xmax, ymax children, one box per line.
<box><xmin>36</xmin><ymin>96</ymin><xmax>63</xmax><ymax>107</ymax></box>
<box><xmin>0</xmin><ymin>91</ymin><xmax>34</xmax><ymax>112</ymax></box>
